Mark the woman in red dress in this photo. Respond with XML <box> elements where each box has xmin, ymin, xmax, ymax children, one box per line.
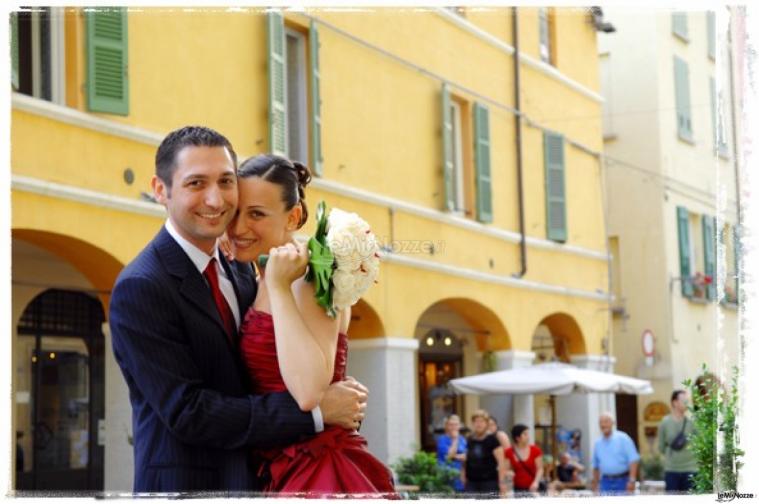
<box><xmin>504</xmin><ymin>424</ymin><xmax>544</xmax><ymax>496</ymax></box>
<box><xmin>226</xmin><ymin>154</ymin><xmax>395</xmax><ymax>498</ymax></box>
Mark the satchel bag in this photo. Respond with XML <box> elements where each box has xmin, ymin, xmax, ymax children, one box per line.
<box><xmin>670</xmin><ymin>418</ymin><xmax>688</xmax><ymax>451</ymax></box>
<box><xmin>513</xmin><ymin>446</ymin><xmax>548</xmax><ymax>493</ymax></box>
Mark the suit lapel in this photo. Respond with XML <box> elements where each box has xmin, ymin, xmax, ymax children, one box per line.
<box><xmin>154</xmin><ymin>227</ymin><xmax>232</xmax><ymax>347</ymax></box>
<box><xmin>218</xmin><ymin>254</ymin><xmax>257</xmax><ymax>385</ymax></box>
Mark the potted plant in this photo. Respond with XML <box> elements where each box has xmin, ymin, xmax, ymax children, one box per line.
<box><xmin>393</xmin><ymin>450</ymin><xmax>459</xmax><ymax>497</ymax></box>
<box><xmin>640</xmin><ymin>453</ymin><xmax>664</xmax><ymax>481</ymax></box>
<box><xmin>689</xmin><ymin>272</ymin><xmax>712</xmax><ymax>299</ymax></box>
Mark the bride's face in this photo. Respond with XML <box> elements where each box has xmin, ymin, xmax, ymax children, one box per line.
<box><xmin>227</xmin><ymin>176</ymin><xmax>302</xmax><ymax>263</ymax></box>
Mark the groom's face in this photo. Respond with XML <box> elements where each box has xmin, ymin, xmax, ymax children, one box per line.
<box><xmin>152</xmin><ymin>145</ymin><xmax>238</xmax><ymax>254</ymax></box>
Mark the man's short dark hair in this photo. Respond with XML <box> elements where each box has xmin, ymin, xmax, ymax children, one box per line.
<box><xmin>155</xmin><ymin>125</ymin><xmax>237</xmax><ymax>188</ymax></box>
<box><xmin>671</xmin><ymin>389</ymin><xmax>686</xmax><ymax>404</ymax></box>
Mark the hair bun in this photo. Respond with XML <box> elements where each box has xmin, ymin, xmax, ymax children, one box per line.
<box><xmin>292</xmin><ymin>161</ymin><xmax>312</xmax><ymax>188</ymax></box>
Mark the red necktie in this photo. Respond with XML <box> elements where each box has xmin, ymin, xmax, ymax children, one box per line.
<box><xmin>203</xmin><ymin>258</ymin><xmax>237</xmax><ymax>345</ymax></box>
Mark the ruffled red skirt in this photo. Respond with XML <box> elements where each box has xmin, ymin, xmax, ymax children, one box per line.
<box><xmin>257</xmin><ymin>426</ymin><xmax>397</xmax><ymax>498</ymax></box>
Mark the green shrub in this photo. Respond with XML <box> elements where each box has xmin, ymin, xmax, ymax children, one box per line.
<box><xmin>392</xmin><ymin>450</ymin><xmax>459</xmax><ymax>495</ymax></box>
<box><xmin>684</xmin><ymin>364</ymin><xmax>743</xmax><ymax>494</ymax></box>
<box><xmin>641</xmin><ymin>453</ymin><xmax>664</xmax><ymax>481</ymax></box>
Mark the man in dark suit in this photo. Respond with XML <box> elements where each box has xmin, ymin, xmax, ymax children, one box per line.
<box><xmin>110</xmin><ymin>126</ymin><xmax>367</xmax><ymax>493</ymax></box>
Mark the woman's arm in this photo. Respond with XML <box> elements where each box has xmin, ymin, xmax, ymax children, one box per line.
<box><xmin>495</xmin><ymin>430</ymin><xmax>511</xmax><ymax>449</ymax></box>
<box><xmin>530</xmin><ymin>453</ymin><xmax>544</xmax><ymax>492</ymax></box>
<box><xmin>447</xmin><ymin>436</ymin><xmax>459</xmax><ymax>460</ymax></box>
<box><xmin>493</xmin><ymin>446</ymin><xmax>507</xmax><ymax>495</ymax></box>
<box><xmin>266</xmin><ymin>243</ymin><xmax>340</xmax><ymax>411</ymax></box>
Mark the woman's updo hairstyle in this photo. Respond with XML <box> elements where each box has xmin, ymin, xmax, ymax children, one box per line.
<box><xmin>237</xmin><ymin>154</ymin><xmax>311</xmax><ymax>229</ymax></box>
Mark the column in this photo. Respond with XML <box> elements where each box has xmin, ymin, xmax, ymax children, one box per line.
<box><xmin>554</xmin><ymin>354</ymin><xmax>617</xmax><ymax>469</ymax></box>
<box><xmin>346</xmin><ymin>337</ymin><xmax>419</xmax><ymax>466</ymax></box>
<box><xmin>492</xmin><ymin>350</ymin><xmax>536</xmax><ymax>441</ymax></box>
<box><xmin>103</xmin><ymin>322</ymin><xmax>134</xmax><ymax>492</ymax></box>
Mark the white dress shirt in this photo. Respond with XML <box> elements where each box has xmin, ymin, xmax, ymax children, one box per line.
<box><xmin>165</xmin><ymin>219</ymin><xmax>240</xmax><ymax>328</ymax></box>
<box><xmin>164</xmin><ymin>220</ymin><xmax>324</xmax><ymax>433</ymax></box>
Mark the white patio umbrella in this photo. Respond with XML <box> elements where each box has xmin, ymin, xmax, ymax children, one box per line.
<box><xmin>448</xmin><ymin>361</ymin><xmax>654</xmax><ymax>395</ymax></box>
<box><xmin>448</xmin><ymin>362</ymin><xmax>653</xmax><ymax>476</ymax></box>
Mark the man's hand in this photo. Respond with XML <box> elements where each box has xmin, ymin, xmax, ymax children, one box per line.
<box><xmin>626</xmin><ymin>480</ymin><xmax>635</xmax><ymax>493</ymax></box>
<box><xmin>319</xmin><ymin>378</ymin><xmax>368</xmax><ymax>430</ymax></box>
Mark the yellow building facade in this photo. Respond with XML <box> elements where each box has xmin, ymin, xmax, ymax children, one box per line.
<box><xmin>11</xmin><ymin>7</ymin><xmax>612</xmax><ymax>491</ymax></box>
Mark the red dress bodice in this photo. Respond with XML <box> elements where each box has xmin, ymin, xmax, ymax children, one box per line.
<box><xmin>239</xmin><ymin>308</ymin><xmax>348</xmax><ymax>393</ymax></box>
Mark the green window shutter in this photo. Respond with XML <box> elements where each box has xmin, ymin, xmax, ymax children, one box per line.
<box><xmin>674</xmin><ymin>56</ymin><xmax>692</xmax><ymax>141</ymax></box>
<box><xmin>544</xmin><ymin>132</ymin><xmax>567</xmax><ymax>242</ymax></box>
<box><xmin>702</xmin><ymin>215</ymin><xmax>716</xmax><ymax>300</ymax></box>
<box><xmin>677</xmin><ymin>206</ymin><xmax>693</xmax><ymax>297</ymax></box>
<box><xmin>310</xmin><ymin>20</ymin><xmax>323</xmax><ymax>177</ymax></box>
<box><xmin>86</xmin><ymin>8</ymin><xmax>129</xmax><ymax>115</ymax></box>
<box><xmin>268</xmin><ymin>11</ymin><xmax>286</xmax><ymax>157</ymax></box>
<box><xmin>710</xmin><ymin>77</ymin><xmax>717</xmax><ymax>152</ymax></box>
<box><xmin>473</xmin><ymin>102</ymin><xmax>492</xmax><ymax>223</ymax></box>
<box><xmin>734</xmin><ymin>225</ymin><xmax>740</xmax><ymax>304</ymax></box>
<box><xmin>672</xmin><ymin>12</ymin><xmax>688</xmax><ymax>40</ymax></box>
<box><xmin>707</xmin><ymin>11</ymin><xmax>716</xmax><ymax>59</ymax></box>
<box><xmin>441</xmin><ymin>83</ymin><xmax>455</xmax><ymax>212</ymax></box>
<box><xmin>11</xmin><ymin>12</ymin><xmax>19</xmax><ymax>91</ymax></box>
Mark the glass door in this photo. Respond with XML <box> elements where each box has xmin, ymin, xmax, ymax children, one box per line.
<box><xmin>15</xmin><ymin>289</ymin><xmax>105</xmax><ymax>492</ymax></box>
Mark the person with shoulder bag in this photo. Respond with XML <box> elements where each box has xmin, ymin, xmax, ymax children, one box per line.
<box><xmin>658</xmin><ymin>390</ymin><xmax>697</xmax><ymax>493</ymax></box>
<box><xmin>504</xmin><ymin>424</ymin><xmax>546</xmax><ymax>497</ymax></box>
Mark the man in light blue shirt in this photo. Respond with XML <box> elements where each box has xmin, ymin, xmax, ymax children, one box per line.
<box><xmin>591</xmin><ymin>412</ymin><xmax>640</xmax><ymax>495</ymax></box>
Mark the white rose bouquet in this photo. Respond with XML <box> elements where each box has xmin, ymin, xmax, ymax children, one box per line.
<box><xmin>260</xmin><ymin>201</ymin><xmax>380</xmax><ymax>318</ymax></box>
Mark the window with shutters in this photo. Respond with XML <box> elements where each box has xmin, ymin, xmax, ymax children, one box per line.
<box><xmin>721</xmin><ymin>223</ymin><xmax>738</xmax><ymax>305</ymax></box>
<box><xmin>673</xmin><ymin>56</ymin><xmax>693</xmax><ymax>142</ymax></box>
<box><xmin>286</xmin><ymin>29</ymin><xmax>308</xmax><ymax>165</ymax></box>
<box><xmin>544</xmin><ymin>132</ymin><xmax>567</xmax><ymax>242</ymax></box>
<box><xmin>12</xmin><ymin>8</ymin><xmax>66</xmax><ymax>105</ymax></box>
<box><xmin>710</xmin><ymin>77</ymin><xmax>729</xmax><ymax>157</ymax></box>
<box><xmin>672</xmin><ymin>12</ymin><xmax>688</xmax><ymax>41</ymax></box>
<box><xmin>538</xmin><ymin>8</ymin><xmax>556</xmax><ymax>65</ymax></box>
<box><xmin>609</xmin><ymin>236</ymin><xmax>625</xmax><ymax>315</ymax></box>
<box><xmin>680</xmin><ymin>210</ymin><xmax>710</xmax><ymax>301</ymax></box>
<box><xmin>688</xmin><ymin>214</ymin><xmax>703</xmax><ymax>298</ymax></box>
<box><xmin>268</xmin><ymin>14</ymin><xmax>323</xmax><ymax>176</ymax></box>
<box><xmin>86</xmin><ymin>8</ymin><xmax>128</xmax><ymax>115</ymax></box>
<box><xmin>449</xmin><ymin>99</ymin><xmax>467</xmax><ymax>214</ymax></box>
<box><xmin>707</xmin><ymin>11</ymin><xmax>716</xmax><ymax>60</ymax></box>
<box><xmin>440</xmin><ymin>85</ymin><xmax>482</xmax><ymax>221</ymax></box>
<box><xmin>600</xmin><ymin>53</ymin><xmax>615</xmax><ymax>140</ymax></box>
<box><xmin>717</xmin><ymin>88</ymin><xmax>729</xmax><ymax>158</ymax></box>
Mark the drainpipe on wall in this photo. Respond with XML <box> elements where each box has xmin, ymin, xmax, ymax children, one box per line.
<box><xmin>512</xmin><ymin>7</ymin><xmax>528</xmax><ymax>279</ymax></box>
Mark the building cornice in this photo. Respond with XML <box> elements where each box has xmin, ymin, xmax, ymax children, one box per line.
<box><xmin>11</xmin><ymin>173</ymin><xmax>610</xmax><ymax>302</ymax></box>
<box><xmin>11</xmin><ymin>174</ymin><xmax>166</xmax><ymax>218</ymax></box>
<box><xmin>348</xmin><ymin>337</ymin><xmax>420</xmax><ymax>350</ymax></box>
<box><xmin>382</xmin><ymin>252</ymin><xmax>609</xmax><ymax>301</ymax></box>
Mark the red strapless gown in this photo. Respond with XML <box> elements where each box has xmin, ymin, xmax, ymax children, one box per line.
<box><xmin>239</xmin><ymin>308</ymin><xmax>397</xmax><ymax>498</ymax></box>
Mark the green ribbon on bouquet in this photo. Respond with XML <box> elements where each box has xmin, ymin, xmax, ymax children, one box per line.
<box><xmin>257</xmin><ymin>201</ymin><xmax>337</xmax><ymax>317</ymax></box>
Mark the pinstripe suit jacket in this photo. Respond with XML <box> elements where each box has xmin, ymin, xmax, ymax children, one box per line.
<box><xmin>110</xmin><ymin>226</ymin><xmax>315</xmax><ymax>492</ymax></box>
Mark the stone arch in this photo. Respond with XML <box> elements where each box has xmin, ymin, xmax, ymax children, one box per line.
<box><xmin>13</xmin><ymin>229</ymin><xmax>124</xmax><ymax>315</ymax></box>
<box><xmin>532</xmin><ymin>312</ymin><xmax>587</xmax><ymax>363</ymax></box>
<box><xmin>414</xmin><ymin>297</ymin><xmax>511</xmax><ymax>451</ymax></box>
<box><xmin>346</xmin><ymin>299</ymin><xmax>385</xmax><ymax>340</ymax></box>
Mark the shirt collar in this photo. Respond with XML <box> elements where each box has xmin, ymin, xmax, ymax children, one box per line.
<box><xmin>164</xmin><ymin>219</ymin><xmax>220</xmax><ymax>274</ymax></box>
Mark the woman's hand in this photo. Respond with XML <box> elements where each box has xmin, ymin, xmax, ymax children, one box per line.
<box><xmin>529</xmin><ymin>481</ymin><xmax>539</xmax><ymax>493</ymax></box>
<box><xmin>218</xmin><ymin>232</ymin><xmax>235</xmax><ymax>262</ymax></box>
<box><xmin>264</xmin><ymin>241</ymin><xmax>309</xmax><ymax>292</ymax></box>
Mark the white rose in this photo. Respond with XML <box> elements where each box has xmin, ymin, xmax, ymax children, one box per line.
<box><xmin>332</xmin><ymin>269</ymin><xmax>356</xmax><ymax>293</ymax></box>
